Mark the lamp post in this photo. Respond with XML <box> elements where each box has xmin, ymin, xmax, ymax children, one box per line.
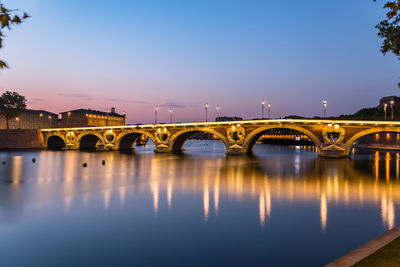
<box><xmin>16</xmin><ymin>117</ymin><xmax>19</xmax><ymax>129</ymax></box>
<box><xmin>40</xmin><ymin>113</ymin><xmax>43</xmax><ymax>128</ymax></box>
<box><xmin>205</xmin><ymin>103</ymin><xmax>209</xmax><ymax>122</ymax></box>
<box><xmin>169</xmin><ymin>107</ymin><xmax>172</xmax><ymax>123</ymax></box>
<box><xmin>155</xmin><ymin>106</ymin><xmax>159</xmax><ymax>124</ymax></box>
<box><xmin>262</xmin><ymin>99</ymin><xmax>265</xmax><ymax>119</ymax></box>
<box><xmin>216</xmin><ymin>105</ymin><xmax>220</xmax><ymax>119</ymax></box>
<box><xmin>48</xmin><ymin>116</ymin><xmax>52</xmax><ymax>128</ymax></box>
<box><xmin>391</xmin><ymin>100</ymin><xmax>394</xmax><ymax>120</ymax></box>
<box><xmin>106</xmin><ymin>109</ymin><xmax>109</xmax><ymax>126</ymax></box>
<box><xmin>67</xmin><ymin>112</ymin><xmax>71</xmax><ymax>127</ymax></box>
<box><xmin>268</xmin><ymin>103</ymin><xmax>271</xmax><ymax>119</ymax></box>
<box><xmin>384</xmin><ymin>103</ymin><xmax>387</xmax><ymax>120</ymax></box>
<box><xmin>323</xmin><ymin>99</ymin><xmax>327</xmax><ymax>118</ymax></box>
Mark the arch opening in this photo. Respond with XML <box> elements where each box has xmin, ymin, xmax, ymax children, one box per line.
<box><xmin>352</xmin><ymin>131</ymin><xmax>400</xmax><ymax>150</ymax></box>
<box><xmin>247</xmin><ymin>128</ymin><xmax>317</xmax><ymax>154</ymax></box>
<box><xmin>118</xmin><ymin>133</ymin><xmax>143</xmax><ymax>150</ymax></box>
<box><xmin>79</xmin><ymin>134</ymin><xmax>102</xmax><ymax>150</ymax></box>
<box><xmin>47</xmin><ymin>136</ymin><xmax>66</xmax><ymax>150</ymax></box>
<box><xmin>172</xmin><ymin>131</ymin><xmax>224</xmax><ymax>153</ymax></box>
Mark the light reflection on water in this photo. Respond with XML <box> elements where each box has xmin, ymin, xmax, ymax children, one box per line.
<box><xmin>0</xmin><ymin>141</ymin><xmax>399</xmax><ymax>266</ymax></box>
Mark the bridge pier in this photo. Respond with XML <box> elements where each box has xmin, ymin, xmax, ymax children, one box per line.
<box><xmin>318</xmin><ymin>150</ymin><xmax>349</xmax><ymax>158</ymax></box>
<box><xmin>318</xmin><ymin>145</ymin><xmax>349</xmax><ymax>158</ymax></box>
<box><xmin>154</xmin><ymin>145</ymin><xmax>172</xmax><ymax>153</ymax></box>
<box><xmin>226</xmin><ymin>145</ymin><xmax>247</xmax><ymax>155</ymax></box>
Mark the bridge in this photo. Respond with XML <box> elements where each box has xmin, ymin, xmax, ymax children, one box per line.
<box><xmin>40</xmin><ymin>119</ymin><xmax>400</xmax><ymax>157</ymax></box>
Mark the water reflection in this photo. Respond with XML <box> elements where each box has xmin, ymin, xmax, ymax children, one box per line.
<box><xmin>1</xmin><ymin>148</ymin><xmax>400</xmax><ymax>231</ymax></box>
<box><xmin>0</xmin><ymin>144</ymin><xmax>400</xmax><ymax>266</ymax></box>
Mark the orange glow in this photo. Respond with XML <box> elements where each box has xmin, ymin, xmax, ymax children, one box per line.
<box><xmin>203</xmin><ymin>183</ymin><xmax>209</xmax><ymax>221</ymax></box>
<box><xmin>214</xmin><ymin>176</ymin><xmax>220</xmax><ymax>215</ymax></box>
<box><xmin>385</xmin><ymin>152</ymin><xmax>391</xmax><ymax>183</ymax></box>
<box><xmin>151</xmin><ymin>181</ymin><xmax>159</xmax><ymax>215</ymax></box>
<box><xmin>167</xmin><ymin>179</ymin><xmax>173</xmax><ymax>209</ymax></box>
<box><xmin>259</xmin><ymin>191</ymin><xmax>265</xmax><ymax>227</ymax></box>
<box><xmin>29</xmin><ymin>151</ymin><xmax>400</xmax><ymax>230</ymax></box>
<box><xmin>375</xmin><ymin>151</ymin><xmax>380</xmax><ymax>180</ymax></box>
<box><xmin>320</xmin><ymin>192</ymin><xmax>327</xmax><ymax>232</ymax></box>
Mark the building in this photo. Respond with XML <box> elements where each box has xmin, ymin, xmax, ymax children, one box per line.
<box><xmin>0</xmin><ymin>109</ymin><xmax>59</xmax><ymax>129</ymax></box>
<box><xmin>60</xmin><ymin>108</ymin><xmax>126</xmax><ymax>127</ymax></box>
<box><xmin>379</xmin><ymin>96</ymin><xmax>400</xmax><ymax>107</ymax></box>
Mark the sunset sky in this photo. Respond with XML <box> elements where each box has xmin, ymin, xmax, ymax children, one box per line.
<box><xmin>1</xmin><ymin>0</ymin><xmax>398</xmax><ymax>124</ymax></box>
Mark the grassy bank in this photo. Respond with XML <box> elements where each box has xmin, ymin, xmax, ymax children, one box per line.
<box><xmin>353</xmin><ymin>237</ymin><xmax>400</xmax><ymax>266</ymax></box>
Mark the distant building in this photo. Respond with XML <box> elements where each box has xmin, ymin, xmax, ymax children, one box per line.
<box><xmin>0</xmin><ymin>109</ymin><xmax>59</xmax><ymax>129</ymax></box>
<box><xmin>379</xmin><ymin>96</ymin><xmax>400</xmax><ymax>107</ymax></box>
<box><xmin>215</xmin><ymin>116</ymin><xmax>243</xmax><ymax>122</ymax></box>
<box><xmin>60</xmin><ymin>107</ymin><xmax>126</xmax><ymax>127</ymax></box>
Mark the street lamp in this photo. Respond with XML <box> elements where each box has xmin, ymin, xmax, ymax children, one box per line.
<box><xmin>323</xmin><ymin>99</ymin><xmax>327</xmax><ymax>118</ymax></box>
<box><xmin>205</xmin><ymin>103</ymin><xmax>209</xmax><ymax>122</ymax></box>
<box><xmin>384</xmin><ymin>103</ymin><xmax>387</xmax><ymax>120</ymax></box>
<box><xmin>48</xmin><ymin>116</ymin><xmax>52</xmax><ymax>128</ymax></box>
<box><xmin>16</xmin><ymin>117</ymin><xmax>19</xmax><ymax>129</ymax></box>
<box><xmin>106</xmin><ymin>109</ymin><xmax>109</xmax><ymax>126</ymax></box>
<box><xmin>391</xmin><ymin>100</ymin><xmax>394</xmax><ymax>120</ymax></box>
<box><xmin>216</xmin><ymin>105</ymin><xmax>220</xmax><ymax>119</ymax></box>
<box><xmin>155</xmin><ymin>106</ymin><xmax>159</xmax><ymax>124</ymax></box>
<box><xmin>262</xmin><ymin>99</ymin><xmax>265</xmax><ymax>119</ymax></box>
<box><xmin>268</xmin><ymin>103</ymin><xmax>271</xmax><ymax>119</ymax></box>
<box><xmin>40</xmin><ymin>113</ymin><xmax>43</xmax><ymax>128</ymax></box>
<box><xmin>67</xmin><ymin>112</ymin><xmax>71</xmax><ymax>127</ymax></box>
<box><xmin>169</xmin><ymin>107</ymin><xmax>172</xmax><ymax>123</ymax></box>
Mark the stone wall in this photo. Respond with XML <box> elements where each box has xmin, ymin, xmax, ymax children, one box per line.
<box><xmin>0</xmin><ymin>129</ymin><xmax>41</xmax><ymax>149</ymax></box>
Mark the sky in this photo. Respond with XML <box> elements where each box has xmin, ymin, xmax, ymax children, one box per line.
<box><xmin>0</xmin><ymin>0</ymin><xmax>399</xmax><ymax>124</ymax></box>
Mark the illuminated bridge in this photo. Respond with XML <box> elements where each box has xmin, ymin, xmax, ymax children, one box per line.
<box><xmin>40</xmin><ymin>119</ymin><xmax>400</xmax><ymax>157</ymax></box>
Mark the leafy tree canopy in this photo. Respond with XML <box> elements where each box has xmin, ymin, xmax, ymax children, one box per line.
<box><xmin>0</xmin><ymin>91</ymin><xmax>27</xmax><ymax>129</ymax></box>
<box><xmin>374</xmin><ymin>0</ymin><xmax>400</xmax><ymax>87</ymax></box>
<box><xmin>0</xmin><ymin>2</ymin><xmax>29</xmax><ymax>69</ymax></box>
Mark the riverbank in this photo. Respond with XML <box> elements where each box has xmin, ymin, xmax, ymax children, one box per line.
<box><xmin>353</xmin><ymin>237</ymin><xmax>400</xmax><ymax>266</ymax></box>
<box><xmin>326</xmin><ymin>225</ymin><xmax>400</xmax><ymax>266</ymax></box>
<box><xmin>0</xmin><ymin>129</ymin><xmax>41</xmax><ymax>149</ymax></box>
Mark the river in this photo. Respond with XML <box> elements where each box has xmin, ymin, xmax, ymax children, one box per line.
<box><xmin>0</xmin><ymin>141</ymin><xmax>399</xmax><ymax>266</ymax></box>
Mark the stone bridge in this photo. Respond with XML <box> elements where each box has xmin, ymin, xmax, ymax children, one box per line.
<box><xmin>40</xmin><ymin>119</ymin><xmax>400</xmax><ymax>157</ymax></box>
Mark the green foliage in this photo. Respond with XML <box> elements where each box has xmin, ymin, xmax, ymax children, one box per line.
<box><xmin>0</xmin><ymin>2</ymin><xmax>29</xmax><ymax>69</ymax></box>
<box><xmin>374</xmin><ymin>0</ymin><xmax>400</xmax><ymax>87</ymax></box>
<box><xmin>0</xmin><ymin>91</ymin><xmax>26</xmax><ymax>129</ymax></box>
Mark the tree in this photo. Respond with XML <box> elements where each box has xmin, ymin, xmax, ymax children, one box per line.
<box><xmin>0</xmin><ymin>2</ymin><xmax>29</xmax><ymax>69</ymax></box>
<box><xmin>0</xmin><ymin>91</ymin><xmax>26</xmax><ymax>129</ymax></box>
<box><xmin>374</xmin><ymin>0</ymin><xmax>400</xmax><ymax>87</ymax></box>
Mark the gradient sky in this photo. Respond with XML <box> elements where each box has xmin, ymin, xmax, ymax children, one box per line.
<box><xmin>1</xmin><ymin>0</ymin><xmax>399</xmax><ymax>124</ymax></box>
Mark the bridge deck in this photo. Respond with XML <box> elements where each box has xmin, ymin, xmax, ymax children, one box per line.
<box><xmin>41</xmin><ymin>119</ymin><xmax>400</xmax><ymax>132</ymax></box>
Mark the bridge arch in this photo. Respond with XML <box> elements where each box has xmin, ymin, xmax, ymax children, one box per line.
<box><xmin>169</xmin><ymin>128</ymin><xmax>229</xmax><ymax>153</ymax></box>
<box><xmin>115</xmin><ymin>130</ymin><xmax>156</xmax><ymax>150</ymax></box>
<box><xmin>244</xmin><ymin>125</ymin><xmax>322</xmax><ymax>154</ymax></box>
<box><xmin>76</xmin><ymin>132</ymin><xmax>105</xmax><ymax>150</ymax></box>
<box><xmin>344</xmin><ymin>127</ymin><xmax>400</xmax><ymax>152</ymax></box>
<box><xmin>46</xmin><ymin>134</ymin><xmax>66</xmax><ymax>149</ymax></box>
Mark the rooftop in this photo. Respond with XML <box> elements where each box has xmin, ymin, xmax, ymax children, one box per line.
<box><xmin>60</xmin><ymin>108</ymin><xmax>125</xmax><ymax>118</ymax></box>
<box><xmin>24</xmin><ymin>109</ymin><xmax>58</xmax><ymax>117</ymax></box>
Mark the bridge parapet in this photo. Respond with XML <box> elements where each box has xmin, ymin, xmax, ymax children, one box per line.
<box><xmin>40</xmin><ymin>119</ymin><xmax>400</xmax><ymax>157</ymax></box>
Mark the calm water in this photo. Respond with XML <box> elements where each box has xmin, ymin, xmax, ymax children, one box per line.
<box><xmin>0</xmin><ymin>141</ymin><xmax>399</xmax><ymax>266</ymax></box>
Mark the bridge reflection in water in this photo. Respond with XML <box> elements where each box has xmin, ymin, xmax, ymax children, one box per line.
<box><xmin>1</xmin><ymin>146</ymin><xmax>398</xmax><ymax>232</ymax></box>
